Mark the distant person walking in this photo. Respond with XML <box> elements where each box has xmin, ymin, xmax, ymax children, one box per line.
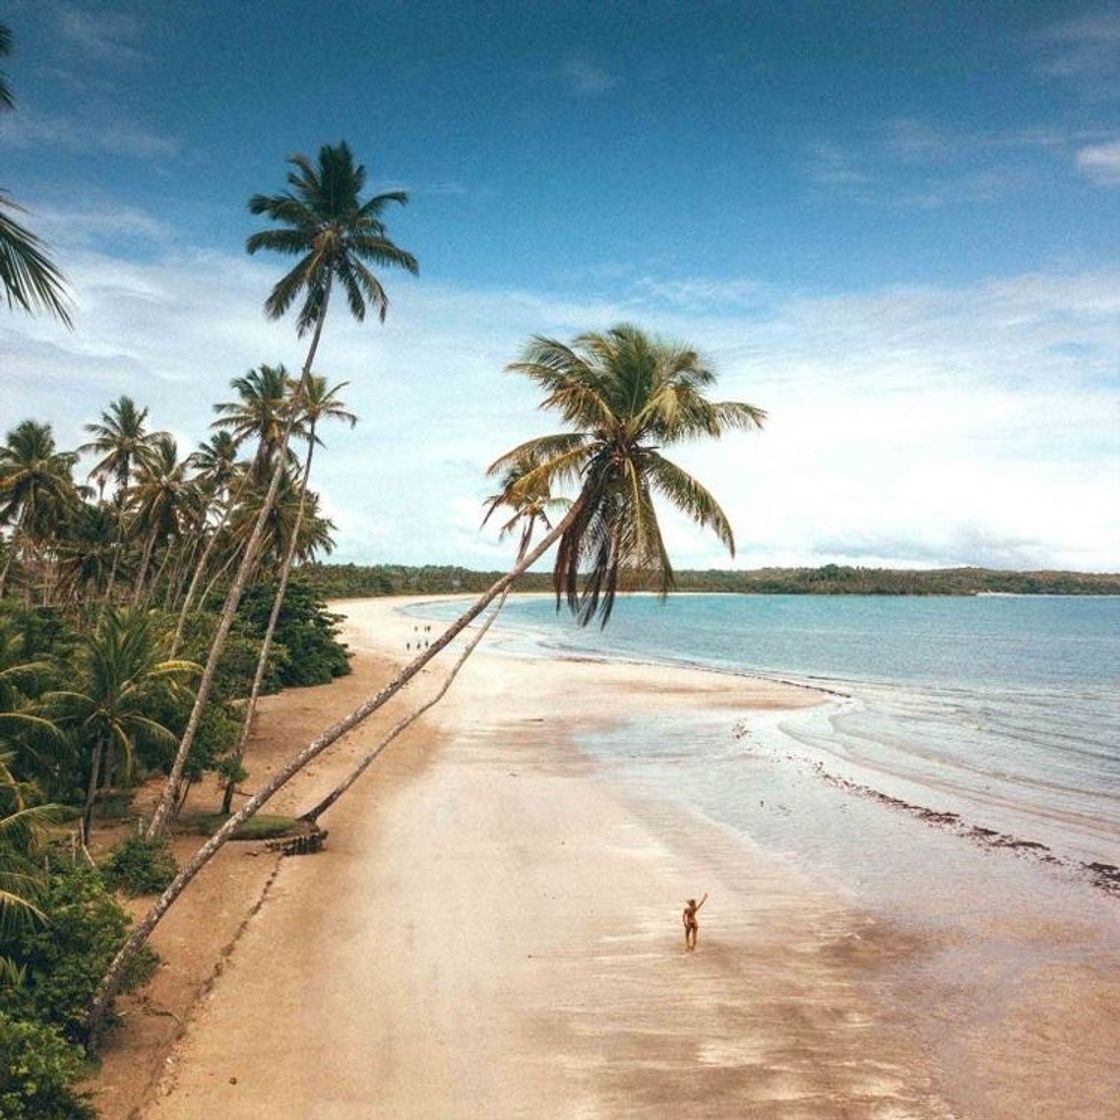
<box><xmin>683</xmin><ymin>892</ymin><xmax>708</xmax><ymax>951</ymax></box>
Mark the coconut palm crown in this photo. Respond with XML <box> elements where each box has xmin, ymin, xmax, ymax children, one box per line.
<box><xmin>488</xmin><ymin>324</ymin><xmax>766</xmax><ymax>626</ymax></box>
<box><xmin>245</xmin><ymin>141</ymin><xmax>418</xmax><ymax>335</ymax></box>
<box><xmin>79</xmin><ymin>396</ymin><xmax>165</xmax><ymax>500</ymax></box>
<box><xmin>0</xmin><ymin>23</ymin><xmax>71</xmax><ymax>326</ymax></box>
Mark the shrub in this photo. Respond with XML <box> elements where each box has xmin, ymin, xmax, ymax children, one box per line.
<box><xmin>0</xmin><ymin>865</ymin><xmax>158</xmax><ymax>1042</ymax></box>
<box><xmin>104</xmin><ymin>833</ymin><xmax>178</xmax><ymax>896</ymax></box>
<box><xmin>0</xmin><ymin>1011</ymin><xmax>94</xmax><ymax>1120</ymax></box>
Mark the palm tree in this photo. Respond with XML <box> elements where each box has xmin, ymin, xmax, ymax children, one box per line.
<box><xmin>489</xmin><ymin>324</ymin><xmax>767</xmax><ymax>624</ymax></box>
<box><xmin>0</xmin><ymin>620</ymin><xmax>71</xmax><ymax>800</ymax></box>
<box><xmin>47</xmin><ymin>608</ymin><xmax>197</xmax><ymax>844</ymax></box>
<box><xmin>146</xmin><ymin>142</ymin><xmax>417</xmax><ymax>838</ymax></box>
<box><xmin>88</xmin><ymin>323</ymin><xmax>764</xmax><ymax>1049</ymax></box>
<box><xmin>246</xmin><ymin>140</ymin><xmax>418</xmax><ymax>337</ymax></box>
<box><xmin>300</xmin><ymin>461</ymin><xmax>556</xmax><ymax>827</ymax></box>
<box><xmin>56</xmin><ymin>503</ymin><xmax>117</xmax><ymax>614</ymax></box>
<box><xmin>211</xmin><ymin>365</ymin><xmax>300</xmax><ymax>478</ymax></box>
<box><xmin>79</xmin><ymin>397</ymin><xmax>162</xmax><ymax>502</ymax></box>
<box><xmin>0</xmin><ymin>752</ymin><xmax>54</xmax><ymax>938</ymax></box>
<box><xmin>0</xmin><ymin>421</ymin><xmax>79</xmax><ymax>599</ymax></box>
<box><xmin>80</xmin><ymin>397</ymin><xmax>165</xmax><ymax>601</ymax></box>
<box><xmin>0</xmin><ymin>23</ymin><xmax>71</xmax><ymax>326</ymax></box>
<box><xmin>484</xmin><ymin>454</ymin><xmax>572</xmax><ymax>563</ymax></box>
<box><xmin>222</xmin><ymin>376</ymin><xmax>355</xmax><ymax>812</ymax></box>
<box><xmin>0</xmin><ymin>23</ymin><xmax>13</xmax><ymax>110</ymax></box>
<box><xmin>169</xmin><ymin>433</ymin><xmax>243</xmax><ymax>654</ymax></box>
<box><xmin>124</xmin><ymin>435</ymin><xmax>190</xmax><ymax>605</ymax></box>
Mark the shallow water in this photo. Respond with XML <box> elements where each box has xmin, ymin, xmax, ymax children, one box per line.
<box><xmin>415</xmin><ymin>594</ymin><xmax>1120</xmax><ymax>870</ymax></box>
<box><xmin>408</xmin><ymin>592</ymin><xmax>1120</xmax><ymax>1116</ymax></box>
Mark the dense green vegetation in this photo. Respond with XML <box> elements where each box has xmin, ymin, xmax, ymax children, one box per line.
<box><xmin>300</xmin><ymin>561</ymin><xmax>1120</xmax><ymax>599</ymax></box>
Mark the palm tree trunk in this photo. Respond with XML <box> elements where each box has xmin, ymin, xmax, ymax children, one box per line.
<box><xmin>221</xmin><ymin>423</ymin><xmax>318</xmax><ymax>813</ymax></box>
<box><xmin>81</xmin><ymin>735</ymin><xmax>105</xmax><ymax>846</ymax></box>
<box><xmin>145</xmin><ymin>289</ymin><xmax>332</xmax><ymax>839</ymax></box>
<box><xmin>163</xmin><ymin>529</ymin><xmax>195</xmax><ymax>608</ymax></box>
<box><xmin>170</xmin><ymin>477</ymin><xmax>249</xmax><ymax>656</ymax></box>
<box><xmin>0</xmin><ymin>506</ymin><xmax>28</xmax><ymax>598</ymax></box>
<box><xmin>195</xmin><ymin>546</ymin><xmax>240</xmax><ymax>615</ymax></box>
<box><xmin>145</xmin><ymin>539</ymin><xmax>175</xmax><ymax>607</ymax></box>
<box><xmin>103</xmin><ymin>492</ymin><xmax>129</xmax><ymax>605</ymax></box>
<box><xmin>302</xmin><ymin>588</ymin><xmax>507</xmax><ymax>825</ymax></box>
<box><xmin>87</xmin><ymin>501</ymin><xmax>577</xmax><ymax>1051</ymax></box>
<box><xmin>132</xmin><ymin>521</ymin><xmax>158</xmax><ymax>605</ymax></box>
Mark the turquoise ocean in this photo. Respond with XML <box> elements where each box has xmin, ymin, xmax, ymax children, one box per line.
<box><xmin>412</xmin><ymin>593</ymin><xmax>1119</xmax><ymax>936</ymax></box>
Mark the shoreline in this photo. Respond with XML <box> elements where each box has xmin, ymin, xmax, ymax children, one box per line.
<box><xmin>97</xmin><ymin>594</ymin><xmax>1120</xmax><ymax>1118</ymax></box>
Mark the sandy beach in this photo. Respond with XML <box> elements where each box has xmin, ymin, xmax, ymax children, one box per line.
<box><xmin>96</xmin><ymin>595</ymin><xmax>1119</xmax><ymax>1119</ymax></box>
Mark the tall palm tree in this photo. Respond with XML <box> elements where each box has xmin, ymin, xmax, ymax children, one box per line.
<box><xmin>56</xmin><ymin>503</ymin><xmax>117</xmax><ymax>614</ymax></box>
<box><xmin>88</xmin><ymin>323</ymin><xmax>764</xmax><ymax>1048</ymax></box>
<box><xmin>147</xmin><ymin>142</ymin><xmax>417</xmax><ymax>838</ymax></box>
<box><xmin>80</xmin><ymin>396</ymin><xmax>165</xmax><ymax>601</ymax></box>
<box><xmin>124</xmin><ymin>435</ymin><xmax>190</xmax><ymax>604</ymax></box>
<box><xmin>48</xmin><ymin>608</ymin><xmax>197</xmax><ymax>844</ymax></box>
<box><xmin>211</xmin><ymin>365</ymin><xmax>300</xmax><ymax>477</ymax></box>
<box><xmin>246</xmin><ymin>140</ymin><xmax>418</xmax><ymax>336</ymax></box>
<box><xmin>169</xmin><ymin>432</ymin><xmax>244</xmax><ymax>654</ymax></box>
<box><xmin>0</xmin><ymin>23</ymin><xmax>71</xmax><ymax>326</ymax></box>
<box><xmin>79</xmin><ymin>397</ymin><xmax>162</xmax><ymax>502</ymax></box>
<box><xmin>222</xmin><ymin>376</ymin><xmax>355</xmax><ymax>812</ymax></box>
<box><xmin>0</xmin><ymin>421</ymin><xmax>79</xmax><ymax>599</ymax></box>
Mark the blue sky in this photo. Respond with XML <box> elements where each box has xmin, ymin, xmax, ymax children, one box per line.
<box><xmin>2</xmin><ymin>1</ymin><xmax>1118</xmax><ymax>571</ymax></box>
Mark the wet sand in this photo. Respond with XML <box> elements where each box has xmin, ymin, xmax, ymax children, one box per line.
<box><xmin>126</xmin><ymin>595</ymin><xmax>1118</xmax><ymax>1118</ymax></box>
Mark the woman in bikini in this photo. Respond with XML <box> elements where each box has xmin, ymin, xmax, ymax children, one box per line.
<box><xmin>682</xmin><ymin>892</ymin><xmax>708</xmax><ymax>951</ymax></box>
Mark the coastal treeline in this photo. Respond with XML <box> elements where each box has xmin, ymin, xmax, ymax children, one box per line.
<box><xmin>301</xmin><ymin>561</ymin><xmax>1120</xmax><ymax>599</ymax></box>
<box><xmin>0</xmin><ymin>385</ymin><xmax>352</xmax><ymax>1115</ymax></box>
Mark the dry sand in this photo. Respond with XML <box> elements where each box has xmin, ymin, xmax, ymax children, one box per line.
<box><xmin>95</xmin><ymin>595</ymin><xmax>1119</xmax><ymax>1119</ymax></box>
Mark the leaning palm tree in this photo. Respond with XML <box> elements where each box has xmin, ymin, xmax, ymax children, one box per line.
<box><xmin>300</xmin><ymin>458</ymin><xmax>555</xmax><ymax>827</ymax></box>
<box><xmin>483</xmin><ymin>454</ymin><xmax>572</xmax><ymax>564</ymax></box>
<box><xmin>0</xmin><ymin>421</ymin><xmax>79</xmax><ymax>599</ymax></box>
<box><xmin>48</xmin><ymin>608</ymin><xmax>197</xmax><ymax>845</ymax></box>
<box><xmin>0</xmin><ymin>23</ymin><xmax>71</xmax><ymax>326</ymax></box>
<box><xmin>146</xmin><ymin>143</ymin><xmax>417</xmax><ymax>838</ymax></box>
<box><xmin>87</xmin><ymin>322</ymin><xmax>764</xmax><ymax>1049</ymax></box>
<box><xmin>221</xmin><ymin>376</ymin><xmax>355</xmax><ymax>812</ymax></box>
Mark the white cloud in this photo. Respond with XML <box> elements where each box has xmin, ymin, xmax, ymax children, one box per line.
<box><xmin>1</xmin><ymin>212</ymin><xmax>1117</xmax><ymax>573</ymax></box>
<box><xmin>1037</xmin><ymin>10</ymin><xmax>1120</xmax><ymax>100</ymax></box>
<box><xmin>0</xmin><ymin>109</ymin><xmax>179</xmax><ymax>160</ymax></box>
<box><xmin>1076</xmin><ymin>139</ymin><xmax>1120</xmax><ymax>184</ymax></box>
<box><xmin>560</xmin><ymin>57</ymin><xmax>615</xmax><ymax>96</ymax></box>
<box><xmin>49</xmin><ymin>0</ymin><xmax>147</xmax><ymax>63</ymax></box>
